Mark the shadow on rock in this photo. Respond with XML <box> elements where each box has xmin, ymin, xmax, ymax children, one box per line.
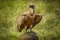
<box><xmin>23</xmin><ymin>31</ymin><xmax>38</xmax><ymax>40</ymax></box>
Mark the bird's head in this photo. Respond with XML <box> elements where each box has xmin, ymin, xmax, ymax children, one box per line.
<box><xmin>29</xmin><ymin>4</ymin><xmax>35</xmax><ymax>9</ymax></box>
<box><xmin>29</xmin><ymin>4</ymin><xmax>35</xmax><ymax>14</ymax></box>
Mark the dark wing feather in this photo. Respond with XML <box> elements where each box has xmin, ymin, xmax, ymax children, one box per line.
<box><xmin>33</xmin><ymin>14</ymin><xmax>42</xmax><ymax>27</ymax></box>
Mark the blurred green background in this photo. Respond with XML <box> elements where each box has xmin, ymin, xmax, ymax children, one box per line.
<box><xmin>0</xmin><ymin>0</ymin><xmax>60</xmax><ymax>40</ymax></box>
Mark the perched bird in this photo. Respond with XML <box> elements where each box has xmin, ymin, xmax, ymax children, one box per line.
<box><xmin>17</xmin><ymin>4</ymin><xmax>42</xmax><ymax>32</ymax></box>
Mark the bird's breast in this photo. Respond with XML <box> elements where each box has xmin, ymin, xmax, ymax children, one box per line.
<box><xmin>24</xmin><ymin>15</ymin><xmax>34</xmax><ymax>26</ymax></box>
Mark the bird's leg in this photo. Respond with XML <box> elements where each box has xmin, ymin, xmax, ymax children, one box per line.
<box><xmin>30</xmin><ymin>25</ymin><xmax>32</xmax><ymax>32</ymax></box>
<box><xmin>25</xmin><ymin>26</ymin><xmax>27</xmax><ymax>33</ymax></box>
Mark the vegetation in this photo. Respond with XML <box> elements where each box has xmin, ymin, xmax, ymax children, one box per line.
<box><xmin>0</xmin><ymin>0</ymin><xmax>60</xmax><ymax>40</ymax></box>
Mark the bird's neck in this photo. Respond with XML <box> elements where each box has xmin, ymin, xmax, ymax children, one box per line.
<box><xmin>29</xmin><ymin>8</ymin><xmax>35</xmax><ymax>14</ymax></box>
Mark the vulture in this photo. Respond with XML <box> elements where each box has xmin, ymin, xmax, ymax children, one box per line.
<box><xmin>17</xmin><ymin>4</ymin><xmax>42</xmax><ymax>32</ymax></box>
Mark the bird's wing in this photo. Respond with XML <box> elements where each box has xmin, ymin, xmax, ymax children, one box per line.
<box><xmin>33</xmin><ymin>14</ymin><xmax>42</xmax><ymax>27</ymax></box>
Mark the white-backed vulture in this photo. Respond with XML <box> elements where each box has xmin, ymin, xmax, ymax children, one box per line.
<box><xmin>17</xmin><ymin>5</ymin><xmax>42</xmax><ymax>32</ymax></box>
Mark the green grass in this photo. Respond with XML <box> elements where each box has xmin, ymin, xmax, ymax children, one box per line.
<box><xmin>0</xmin><ymin>0</ymin><xmax>60</xmax><ymax>40</ymax></box>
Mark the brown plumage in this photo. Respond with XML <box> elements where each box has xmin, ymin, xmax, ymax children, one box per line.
<box><xmin>17</xmin><ymin>14</ymin><xmax>42</xmax><ymax>32</ymax></box>
<box><xmin>32</xmin><ymin>14</ymin><xmax>42</xmax><ymax>27</ymax></box>
<box><xmin>17</xmin><ymin>5</ymin><xmax>42</xmax><ymax>32</ymax></box>
<box><xmin>17</xmin><ymin>11</ymin><xmax>34</xmax><ymax>32</ymax></box>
